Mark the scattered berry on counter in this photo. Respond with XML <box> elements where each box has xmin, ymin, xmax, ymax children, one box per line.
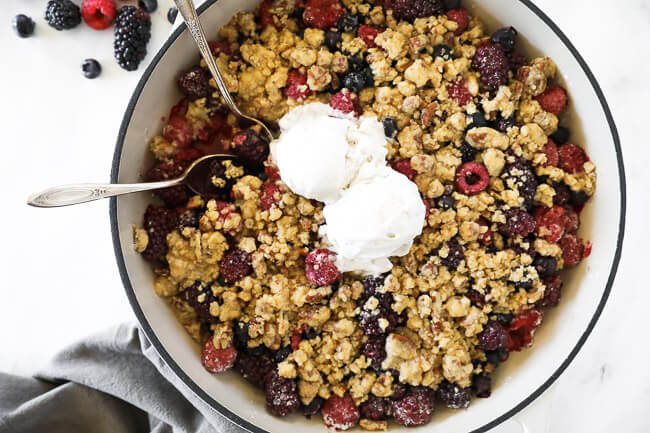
<box><xmin>392</xmin><ymin>0</ymin><xmax>445</xmax><ymax>22</ymax></box>
<box><xmin>322</xmin><ymin>394</ymin><xmax>360</xmax><ymax>431</ymax></box>
<box><xmin>138</xmin><ymin>0</ymin><xmax>158</xmax><ymax>13</ymax></box>
<box><xmin>45</xmin><ymin>0</ymin><xmax>82</xmax><ymax>31</ymax></box>
<box><xmin>490</xmin><ymin>26</ymin><xmax>518</xmax><ymax>52</ymax></box>
<box><xmin>455</xmin><ymin>162</ymin><xmax>489</xmax><ymax>195</ymax></box>
<box><xmin>113</xmin><ymin>6</ymin><xmax>151</xmax><ymax>71</ymax></box>
<box><xmin>13</xmin><ymin>14</ymin><xmax>35</xmax><ymax>38</ymax></box>
<box><xmin>81</xmin><ymin>58</ymin><xmax>102</xmax><ymax>78</ymax></box>
<box><xmin>446</xmin><ymin>8</ymin><xmax>469</xmax><ymax>35</ymax></box>
<box><xmin>167</xmin><ymin>6</ymin><xmax>178</xmax><ymax>24</ymax></box>
<box><xmin>81</xmin><ymin>0</ymin><xmax>116</xmax><ymax>30</ymax></box>
<box><xmin>472</xmin><ymin>42</ymin><xmax>509</xmax><ymax>89</ymax></box>
<box><xmin>536</xmin><ymin>86</ymin><xmax>568</xmax><ymax>115</ymax></box>
<box><xmin>201</xmin><ymin>339</ymin><xmax>237</xmax><ymax>373</ymax></box>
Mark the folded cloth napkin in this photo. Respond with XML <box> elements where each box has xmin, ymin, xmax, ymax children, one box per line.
<box><xmin>0</xmin><ymin>323</ymin><xmax>246</xmax><ymax>433</ymax></box>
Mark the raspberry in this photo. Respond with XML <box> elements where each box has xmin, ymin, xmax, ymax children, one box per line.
<box><xmin>259</xmin><ymin>0</ymin><xmax>275</xmax><ymax>28</ymax></box>
<box><xmin>235</xmin><ymin>351</ymin><xmax>274</xmax><ymax>388</ymax></box>
<box><xmin>45</xmin><ymin>0</ymin><xmax>82</xmax><ymax>30</ymax></box>
<box><xmin>360</xmin><ymin>395</ymin><xmax>392</xmax><ymax>420</ymax></box>
<box><xmin>260</xmin><ymin>182</ymin><xmax>283</xmax><ymax>211</ymax></box>
<box><xmin>558</xmin><ymin>143</ymin><xmax>587</xmax><ymax>174</ymax></box>
<box><xmin>290</xmin><ymin>324</ymin><xmax>308</xmax><ymax>351</ymax></box>
<box><xmin>113</xmin><ymin>6</ymin><xmax>151</xmax><ymax>71</ymax></box>
<box><xmin>536</xmin><ymin>86</ymin><xmax>568</xmax><ymax>115</ymax></box>
<box><xmin>559</xmin><ymin>234</ymin><xmax>585</xmax><ymax>267</ymax></box>
<box><xmin>201</xmin><ymin>339</ymin><xmax>237</xmax><ymax>373</ymax></box>
<box><xmin>211</xmin><ymin>201</ymin><xmax>243</xmax><ymax>235</ymax></box>
<box><xmin>472</xmin><ymin>375</ymin><xmax>492</xmax><ymax>398</ymax></box>
<box><xmin>502</xmin><ymin>159</ymin><xmax>537</xmax><ymax>209</ymax></box>
<box><xmin>322</xmin><ymin>394</ymin><xmax>360</xmax><ymax>431</ymax></box>
<box><xmin>305</xmin><ymin>249</ymin><xmax>340</xmax><ymax>286</ymax></box>
<box><xmin>329</xmin><ymin>89</ymin><xmax>361</xmax><ymax>116</ymax></box>
<box><xmin>163</xmin><ymin>99</ymin><xmax>193</xmax><ymax>148</ymax></box>
<box><xmin>81</xmin><ymin>0</ymin><xmax>116</xmax><ymax>30</ymax></box>
<box><xmin>231</xmin><ymin>128</ymin><xmax>270</xmax><ymax>169</ymax></box>
<box><xmin>393</xmin><ymin>387</ymin><xmax>436</xmax><ymax>427</ymax></box>
<box><xmin>448</xmin><ymin>79</ymin><xmax>472</xmax><ymax>106</ymax></box>
<box><xmin>540</xmin><ymin>139</ymin><xmax>559</xmax><ymax>167</ymax></box>
<box><xmin>220</xmin><ymin>249</ymin><xmax>252</xmax><ymax>283</ymax></box>
<box><xmin>446</xmin><ymin>8</ymin><xmax>469</xmax><ymax>36</ymax></box>
<box><xmin>146</xmin><ymin>162</ymin><xmax>190</xmax><ymax>207</ymax></box>
<box><xmin>265</xmin><ymin>369</ymin><xmax>300</xmax><ymax>417</ymax></box>
<box><xmin>477</xmin><ymin>217</ymin><xmax>493</xmax><ymax>246</ymax></box>
<box><xmin>303</xmin><ymin>0</ymin><xmax>345</xmax><ymax>29</ymax></box>
<box><xmin>303</xmin><ymin>397</ymin><xmax>325</xmax><ymax>417</ymax></box>
<box><xmin>472</xmin><ymin>42</ymin><xmax>510</xmax><ymax>89</ymax></box>
<box><xmin>506</xmin><ymin>310</ymin><xmax>542</xmax><ymax>352</ymax></box>
<box><xmin>391</xmin><ymin>158</ymin><xmax>417</xmax><ymax>181</ymax></box>
<box><xmin>564</xmin><ymin>207</ymin><xmax>580</xmax><ymax>233</ymax></box>
<box><xmin>440</xmin><ymin>238</ymin><xmax>465</xmax><ymax>270</ymax></box>
<box><xmin>208</xmin><ymin>40</ymin><xmax>231</xmax><ymax>56</ymax></box>
<box><xmin>174</xmin><ymin>148</ymin><xmax>202</xmax><ymax>165</ymax></box>
<box><xmin>142</xmin><ymin>205</ymin><xmax>177</xmax><ymax>262</ymax></box>
<box><xmin>466</xmin><ymin>288</ymin><xmax>486</xmax><ymax>307</ymax></box>
<box><xmin>436</xmin><ymin>380</ymin><xmax>471</xmax><ymax>409</ymax></box>
<box><xmin>358</xmin><ymin>25</ymin><xmax>381</xmax><ymax>48</ymax></box>
<box><xmin>534</xmin><ymin>205</ymin><xmax>568</xmax><ymax>243</ymax></box>
<box><xmin>499</xmin><ymin>208</ymin><xmax>536</xmax><ymax>238</ymax></box>
<box><xmin>182</xmin><ymin>282</ymin><xmax>220</xmax><ymax>324</ymax></box>
<box><xmin>178</xmin><ymin>66</ymin><xmax>212</xmax><ymax>100</ymax></box>
<box><xmin>284</xmin><ymin>70</ymin><xmax>312</xmax><ymax>100</ymax></box>
<box><xmin>536</xmin><ymin>274</ymin><xmax>562</xmax><ymax>309</ymax></box>
<box><xmin>362</xmin><ymin>336</ymin><xmax>387</xmax><ymax>371</ymax></box>
<box><xmin>455</xmin><ymin>162</ymin><xmax>489</xmax><ymax>195</ymax></box>
<box><xmin>392</xmin><ymin>0</ymin><xmax>445</xmax><ymax>22</ymax></box>
<box><xmin>478</xmin><ymin>321</ymin><xmax>508</xmax><ymax>351</ymax></box>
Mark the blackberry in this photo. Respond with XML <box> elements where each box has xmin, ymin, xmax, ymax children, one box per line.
<box><xmin>472</xmin><ymin>375</ymin><xmax>492</xmax><ymax>398</ymax></box>
<box><xmin>235</xmin><ymin>352</ymin><xmax>274</xmax><ymax>388</ymax></box>
<box><xmin>533</xmin><ymin>256</ymin><xmax>557</xmax><ymax>277</ymax></box>
<box><xmin>178</xmin><ymin>66</ymin><xmax>212</xmax><ymax>100</ymax></box>
<box><xmin>348</xmin><ymin>55</ymin><xmax>367</xmax><ymax>73</ymax></box>
<box><xmin>472</xmin><ymin>43</ymin><xmax>510</xmax><ymax>89</ymax></box>
<box><xmin>199</xmin><ymin>159</ymin><xmax>235</xmax><ymax>200</ymax></box>
<box><xmin>436</xmin><ymin>380</ymin><xmax>471</xmax><ymax>409</ymax></box>
<box><xmin>343</xmin><ymin>71</ymin><xmax>368</xmax><ymax>93</ymax></box>
<box><xmin>233</xmin><ymin>321</ymin><xmax>250</xmax><ymax>350</ymax></box>
<box><xmin>167</xmin><ymin>7</ymin><xmax>178</xmax><ymax>24</ymax></box>
<box><xmin>485</xmin><ymin>348</ymin><xmax>509</xmax><ymax>366</ymax></box>
<box><xmin>81</xmin><ymin>59</ymin><xmax>102</xmax><ymax>79</ymax></box>
<box><xmin>467</xmin><ymin>111</ymin><xmax>489</xmax><ymax>129</ymax></box>
<box><xmin>113</xmin><ymin>6</ymin><xmax>151</xmax><ymax>71</ymax></box>
<box><xmin>274</xmin><ymin>346</ymin><xmax>292</xmax><ymax>363</ymax></box>
<box><xmin>383</xmin><ymin>117</ymin><xmax>398</xmax><ymax>138</ymax></box>
<box><xmin>142</xmin><ymin>205</ymin><xmax>177</xmax><ymax>262</ymax></box>
<box><xmin>324</xmin><ymin>30</ymin><xmax>342</xmax><ymax>51</ymax></box>
<box><xmin>357</xmin><ymin>276</ymin><xmax>401</xmax><ymax>336</ymax></box>
<box><xmin>138</xmin><ymin>0</ymin><xmax>158</xmax><ymax>13</ymax></box>
<box><xmin>569</xmin><ymin>190</ymin><xmax>590</xmax><ymax>207</ymax></box>
<box><xmin>45</xmin><ymin>0</ymin><xmax>81</xmax><ymax>30</ymax></box>
<box><xmin>477</xmin><ymin>321</ymin><xmax>508</xmax><ymax>351</ymax></box>
<box><xmin>182</xmin><ymin>282</ymin><xmax>220</xmax><ymax>324</ymax></box>
<box><xmin>337</xmin><ymin>14</ymin><xmax>361</xmax><ymax>32</ymax></box>
<box><xmin>362</xmin><ymin>336</ymin><xmax>387</xmax><ymax>371</ymax></box>
<box><xmin>303</xmin><ymin>397</ymin><xmax>325</xmax><ymax>418</ymax></box>
<box><xmin>146</xmin><ymin>162</ymin><xmax>190</xmax><ymax>207</ymax></box>
<box><xmin>360</xmin><ymin>395</ymin><xmax>392</xmax><ymax>420</ymax></box>
<box><xmin>220</xmin><ymin>249</ymin><xmax>252</xmax><ymax>283</ymax></box>
<box><xmin>435</xmin><ymin>194</ymin><xmax>455</xmax><ymax>210</ymax></box>
<box><xmin>459</xmin><ymin>141</ymin><xmax>478</xmax><ymax>163</ymax></box>
<box><xmin>466</xmin><ymin>288</ymin><xmax>486</xmax><ymax>307</ymax></box>
<box><xmin>231</xmin><ymin>128</ymin><xmax>270</xmax><ymax>170</ymax></box>
<box><xmin>553</xmin><ymin>183</ymin><xmax>570</xmax><ymax>206</ymax></box>
<box><xmin>490</xmin><ymin>27</ymin><xmax>518</xmax><ymax>53</ymax></box>
<box><xmin>499</xmin><ymin>208</ymin><xmax>536</xmax><ymax>238</ymax></box>
<box><xmin>537</xmin><ymin>275</ymin><xmax>562</xmax><ymax>309</ymax></box>
<box><xmin>392</xmin><ymin>0</ymin><xmax>445</xmax><ymax>22</ymax></box>
<box><xmin>433</xmin><ymin>44</ymin><xmax>453</xmax><ymax>61</ymax></box>
<box><xmin>13</xmin><ymin>14</ymin><xmax>35</xmax><ymax>38</ymax></box>
<box><xmin>443</xmin><ymin>0</ymin><xmax>461</xmax><ymax>10</ymax></box>
<box><xmin>440</xmin><ymin>238</ymin><xmax>464</xmax><ymax>270</ymax></box>
<box><xmin>265</xmin><ymin>369</ymin><xmax>300</xmax><ymax>417</ymax></box>
<box><xmin>363</xmin><ymin>275</ymin><xmax>386</xmax><ymax>297</ymax></box>
<box><xmin>393</xmin><ymin>387</ymin><xmax>436</xmax><ymax>426</ymax></box>
<box><xmin>178</xmin><ymin>208</ymin><xmax>201</xmax><ymax>229</ymax></box>
<box><xmin>550</xmin><ymin>126</ymin><xmax>570</xmax><ymax>144</ymax></box>
<box><xmin>502</xmin><ymin>159</ymin><xmax>538</xmax><ymax>209</ymax></box>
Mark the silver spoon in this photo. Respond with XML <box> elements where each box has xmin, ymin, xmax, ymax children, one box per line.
<box><xmin>27</xmin><ymin>154</ymin><xmax>235</xmax><ymax>208</ymax></box>
<box><xmin>174</xmin><ymin>0</ymin><xmax>276</xmax><ymax>142</ymax></box>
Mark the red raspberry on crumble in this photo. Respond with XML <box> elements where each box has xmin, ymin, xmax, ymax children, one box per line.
<box><xmin>208</xmin><ymin>40</ymin><xmax>231</xmax><ymax>56</ymax></box>
<box><xmin>213</xmin><ymin>201</ymin><xmax>243</xmax><ymax>235</ymax></box>
<box><xmin>81</xmin><ymin>0</ymin><xmax>116</xmax><ymax>30</ymax></box>
<box><xmin>259</xmin><ymin>0</ymin><xmax>275</xmax><ymax>28</ymax></box>
<box><xmin>540</xmin><ymin>139</ymin><xmax>559</xmax><ymax>167</ymax></box>
<box><xmin>534</xmin><ymin>205</ymin><xmax>569</xmax><ymax>243</ymax></box>
<box><xmin>260</xmin><ymin>182</ymin><xmax>283</xmax><ymax>211</ymax></box>
<box><xmin>322</xmin><ymin>394</ymin><xmax>360</xmax><ymax>431</ymax></box>
<box><xmin>291</xmin><ymin>324</ymin><xmax>308</xmax><ymax>350</ymax></box>
<box><xmin>506</xmin><ymin>310</ymin><xmax>542</xmax><ymax>352</ymax></box>
<box><xmin>358</xmin><ymin>25</ymin><xmax>381</xmax><ymax>48</ymax></box>
<box><xmin>446</xmin><ymin>8</ymin><xmax>470</xmax><ymax>36</ymax></box>
<box><xmin>329</xmin><ymin>89</ymin><xmax>361</xmax><ymax>116</ymax></box>
<box><xmin>558</xmin><ymin>143</ymin><xmax>587</xmax><ymax>174</ymax></box>
<box><xmin>536</xmin><ymin>86</ymin><xmax>567</xmax><ymax>115</ymax></box>
<box><xmin>559</xmin><ymin>234</ymin><xmax>586</xmax><ymax>267</ymax></box>
<box><xmin>264</xmin><ymin>161</ymin><xmax>281</xmax><ymax>180</ymax></box>
<box><xmin>391</xmin><ymin>158</ymin><xmax>417</xmax><ymax>181</ymax></box>
<box><xmin>455</xmin><ymin>162</ymin><xmax>490</xmax><ymax>195</ymax></box>
<box><xmin>393</xmin><ymin>387</ymin><xmax>436</xmax><ymax>426</ymax></box>
<box><xmin>305</xmin><ymin>249</ymin><xmax>340</xmax><ymax>286</ymax></box>
<box><xmin>303</xmin><ymin>0</ymin><xmax>345</xmax><ymax>29</ymax></box>
<box><xmin>447</xmin><ymin>79</ymin><xmax>472</xmax><ymax>106</ymax></box>
<box><xmin>163</xmin><ymin>100</ymin><xmax>193</xmax><ymax>148</ymax></box>
<box><xmin>284</xmin><ymin>70</ymin><xmax>312</xmax><ymax>101</ymax></box>
<box><xmin>201</xmin><ymin>339</ymin><xmax>237</xmax><ymax>373</ymax></box>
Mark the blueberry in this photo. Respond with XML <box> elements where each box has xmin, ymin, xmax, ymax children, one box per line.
<box><xmin>138</xmin><ymin>0</ymin><xmax>158</xmax><ymax>13</ymax></box>
<box><xmin>550</xmin><ymin>126</ymin><xmax>570</xmax><ymax>144</ymax></box>
<box><xmin>81</xmin><ymin>59</ymin><xmax>102</xmax><ymax>79</ymax></box>
<box><xmin>343</xmin><ymin>71</ymin><xmax>367</xmax><ymax>92</ymax></box>
<box><xmin>491</xmin><ymin>27</ymin><xmax>518</xmax><ymax>53</ymax></box>
<box><xmin>348</xmin><ymin>55</ymin><xmax>367</xmax><ymax>72</ymax></box>
<box><xmin>337</xmin><ymin>14</ymin><xmax>361</xmax><ymax>33</ymax></box>
<box><xmin>443</xmin><ymin>0</ymin><xmax>462</xmax><ymax>10</ymax></box>
<box><xmin>533</xmin><ymin>256</ymin><xmax>557</xmax><ymax>277</ymax></box>
<box><xmin>383</xmin><ymin>117</ymin><xmax>398</xmax><ymax>138</ymax></box>
<box><xmin>433</xmin><ymin>44</ymin><xmax>453</xmax><ymax>61</ymax></box>
<box><xmin>362</xmin><ymin>66</ymin><xmax>375</xmax><ymax>87</ymax></box>
<box><xmin>324</xmin><ymin>30</ymin><xmax>342</xmax><ymax>51</ymax></box>
<box><xmin>467</xmin><ymin>111</ymin><xmax>489</xmax><ymax>129</ymax></box>
<box><xmin>569</xmin><ymin>190</ymin><xmax>590</xmax><ymax>207</ymax></box>
<box><xmin>274</xmin><ymin>346</ymin><xmax>292</xmax><ymax>363</ymax></box>
<box><xmin>435</xmin><ymin>194</ymin><xmax>455</xmax><ymax>210</ymax></box>
<box><xmin>13</xmin><ymin>14</ymin><xmax>35</xmax><ymax>38</ymax></box>
<box><xmin>167</xmin><ymin>7</ymin><xmax>178</xmax><ymax>24</ymax></box>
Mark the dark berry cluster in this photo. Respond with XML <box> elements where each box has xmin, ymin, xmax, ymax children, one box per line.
<box><xmin>113</xmin><ymin>6</ymin><xmax>151</xmax><ymax>71</ymax></box>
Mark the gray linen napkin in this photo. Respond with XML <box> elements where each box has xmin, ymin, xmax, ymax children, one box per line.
<box><xmin>0</xmin><ymin>323</ymin><xmax>246</xmax><ymax>433</ymax></box>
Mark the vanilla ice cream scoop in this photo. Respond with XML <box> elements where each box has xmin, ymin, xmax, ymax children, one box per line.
<box><xmin>271</xmin><ymin>103</ymin><xmax>387</xmax><ymax>204</ymax></box>
<box><xmin>321</xmin><ymin>169</ymin><xmax>426</xmax><ymax>275</ymax></box>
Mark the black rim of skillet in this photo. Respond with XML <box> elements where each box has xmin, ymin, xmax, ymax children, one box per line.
<box><xmin>110</xmin><ymin>1</ymin><xmax>627</xmax><ymax>431</ymax></box>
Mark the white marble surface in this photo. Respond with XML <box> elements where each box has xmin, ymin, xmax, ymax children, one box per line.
<box><xmin>1</xmin><ymin>0</ymin><xmax>648</xmax><ymax>431</ymax></box>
